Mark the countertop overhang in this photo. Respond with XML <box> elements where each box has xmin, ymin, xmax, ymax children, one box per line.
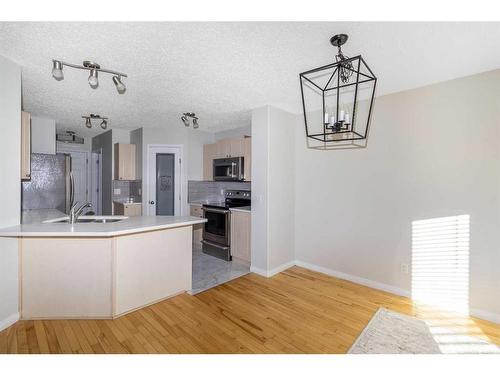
<box><xmin>0</xmin><ymin>214</ymin><xmax>207</xmax><ymax>238</ymax></box>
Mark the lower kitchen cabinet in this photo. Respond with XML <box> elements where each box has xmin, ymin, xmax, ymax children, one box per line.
<box><xmin>190</xmin><ymin>204</ymin><xmax>203</xmax><ymax>248</ymax></box>
<box><xmin>230</xmin><ymin>210</ymin><xmax>251</xmax><ymax>263</ymax></box>
<box><xmin>113</xmin><ymin>202</ymin><xmax>142</xmax><ymax>216</ymax></box>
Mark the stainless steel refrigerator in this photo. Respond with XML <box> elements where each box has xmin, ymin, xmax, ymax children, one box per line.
<box><xmin>21</xmin><ymin>153</ymin><xmax>71</xmax><ymax>213</ymax></box>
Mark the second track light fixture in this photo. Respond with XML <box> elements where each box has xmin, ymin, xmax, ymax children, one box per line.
<box><xmin>181</xmin><ymin>112</ymin><xmax>199</xmax><ymax>129</ymax></box>
<box><xmin>52</xmin><ymin>59</ymin><xmax>127</xmax><ymax>94</ymax></box>
<box><xmin>82</xmin><ymin>114</ymin><xmax>109</xmax><ymax>130</ymax></box>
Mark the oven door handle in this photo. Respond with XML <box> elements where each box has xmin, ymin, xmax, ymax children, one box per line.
<box><xmin>202</xmin><ymin>207</ymin><xmax>230</xmax><ymax>214</ymax></box>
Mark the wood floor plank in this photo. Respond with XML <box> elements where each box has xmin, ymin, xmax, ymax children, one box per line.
<box><xmin>33</xmin><ymin>321</ymin><xmax>50</xmax><ymax>354</ymax></box>
<box><xmin>2</xmin><ymin>266</ymin><xmax>500</xmax><ymax>353</ymax></box>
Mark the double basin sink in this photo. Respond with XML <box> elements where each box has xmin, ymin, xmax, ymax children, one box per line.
<box><xmin>43</xmin><ymin>216</ymin><xmax>128</xmax><ymax>224</ymax></box>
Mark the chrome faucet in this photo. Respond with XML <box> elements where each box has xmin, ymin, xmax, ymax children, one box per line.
<box><xmin>68</xmin><ymin>202</ymin><xmax>92</xmax><ymax>224</ymax></box>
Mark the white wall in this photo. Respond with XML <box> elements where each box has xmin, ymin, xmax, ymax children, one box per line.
<box><xmin>31</xmin><ymin>116</ymin><xmax>56</xmax><ymax>154</ymax></box>
<box><xmin>141</xmin><ymin>126</ymin><xmax>215</xmax><ymax>216</ymax></box>
<box><xmin>0</xmin><ymin>55</ymin><xmax>21</xmax><ymax>330</ymax></box>
<box><xmin>251</xmin><ymin>106</ymin><xmax>295</xmax><ymax>276</ymax></box>
<box><xmin>294</xmin><ymin>70</ymin><xmax>500</xmax><ymax>319</ymax></box>
<box><xmin>250</xmin><ymin>107</ymin><xmax>269</xmax><ymax>272</ymax></box>
<box><xmin>214</xmin><ymin>125</ymin><xmax>251</xmax><ymax>141</ymax></box>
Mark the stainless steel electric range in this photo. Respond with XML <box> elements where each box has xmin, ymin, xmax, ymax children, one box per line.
<box><xmin>201</xmin><ymin>189</ymin><xmax>251</xmax><ymax>261</ymax></box>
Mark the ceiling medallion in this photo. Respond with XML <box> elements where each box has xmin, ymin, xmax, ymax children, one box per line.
<box><xmin>299</xmin><ymin>34</ymin><xmax>377</xmax><ymax>149</ymax></box>
<box><xmin>52</xmin><ymin>59</ymin><xmax>127</xmax><ymax>94</ymax></box>
<box><xmin>82</xmin><ymin>114</ymin><xmax>109</xmax><ymax>130</ymax></box>
<box><xmin>181</xmin><ymin>112</ymin><xmax>199</xmax><ymax>129</ymax></box>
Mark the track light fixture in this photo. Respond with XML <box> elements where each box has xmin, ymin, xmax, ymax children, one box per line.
<box><xmin>88</xmin><ymin>68</ymin><xmax>99</xmax><ymax>89</ymax></box>
<box><xmin>82</xmin><ymin>114</ymin><xmax>109</xmax><ymax>130</ymax></box>
<box><xmin>181</xmin><ymin>112</ymin><xmax>199</xmax><ymax>128</ymax></box>
<box><xmin>52</xmin><ymin>60</ymin><xmax>64</xmax><ymax>81</ymax></box>
<box><xmin>112</xmin><ymin>75</ymin><xmax>126</xmax><ymax>94</ymax></box>
<box><xmin>51</xmin><ymin>59</ymin><xmax>127</xmax><ymax>94</ymax></box>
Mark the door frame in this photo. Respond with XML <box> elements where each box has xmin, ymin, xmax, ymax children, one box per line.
<box><xmin>146</xmin><ymin>144</ymin><xmax>183</xmax><ymax>216</ymax></box>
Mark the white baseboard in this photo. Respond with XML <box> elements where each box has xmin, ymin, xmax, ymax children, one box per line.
<box><xmin>294</xmin><ymin>260</ymin><xmax>411</xmax><ymax>298</ymax></box>
<box><xmin>470</xmin><ymin>308</ymin><xmax>500</xmax><ymax>324</ymax></box>
<box><xmin>0</xmin><ymin>312</ymin><xmax>19</xmax><ymax>332</ymax></box>
<box><xmin>250</xmin><ymin>260</ymin><xmax>295</xmax><ymax>278</ymax></box>
<box><xmin>295</xmin><ymin>260</ymin><xmax>500</xmax><ymax>324</ymax></box>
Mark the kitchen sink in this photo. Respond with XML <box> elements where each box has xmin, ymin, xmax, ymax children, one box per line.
<box><xmin>43</xmin><ymin>216</ymin><xmax>128</xmax><ymax>224</ymax></box>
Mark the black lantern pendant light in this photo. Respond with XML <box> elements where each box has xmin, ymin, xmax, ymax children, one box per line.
<box><xmin>299</xmin><ymin>34</ymin><xmax>377</xmax><ymax>148</ymax></box>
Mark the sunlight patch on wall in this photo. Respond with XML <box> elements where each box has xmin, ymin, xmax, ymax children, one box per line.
<box><xmin>411</xmin><ymin>215</ymin><xmax>470</xmax><ymax>314</ymax></box>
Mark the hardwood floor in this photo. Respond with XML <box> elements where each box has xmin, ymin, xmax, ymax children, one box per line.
<box><xmin>1</xmin><ymin>266</ymin><xmax>500</xmax><ymax>354</ymax></box>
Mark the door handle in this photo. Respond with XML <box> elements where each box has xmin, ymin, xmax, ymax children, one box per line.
<box><xmin>149</xmin><ymin>200</ymin><xmax>155</xmax><ymax>204</ymax></box>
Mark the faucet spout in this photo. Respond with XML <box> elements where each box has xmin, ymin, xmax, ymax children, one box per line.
<box><xmin>69</xmin><ymin>201</ymin><xmax>92</xmax><ymax>224</ymax></box>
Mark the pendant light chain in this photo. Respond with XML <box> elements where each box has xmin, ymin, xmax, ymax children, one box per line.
<box><xmin>335</xmin><ymin>45</ymin><xmax>354</xmax><ymax>84</ymax></box>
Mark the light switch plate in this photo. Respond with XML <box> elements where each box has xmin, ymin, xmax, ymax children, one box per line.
<box><xmin>114</xmin><ymin>188</ymin><xmax>121</xmax><ymax>195</ymax></box>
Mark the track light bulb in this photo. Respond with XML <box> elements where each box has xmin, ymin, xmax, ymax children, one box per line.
<box><xmin>112</xmin><ymin>76</ymin><xmax>126</xmax><ymax>94</ymax></box>
<box><xmin>85</xmin><ymin>118</ymin><xmax>92</xmax><ymax>128</ymax></box>
<box><xmin>100</xmin><ymin>120</ymin><xmax>107</xmax><ymax>129</ymax></box>
<box><xmin>52</xmin><ymin>61</ymin><xmax>64</xmax><ymax>81</ymax></box>
<box><xmin>88</xmin><ymin>69</ymin><xmax>99</xmax><ymax>89</ymax></box>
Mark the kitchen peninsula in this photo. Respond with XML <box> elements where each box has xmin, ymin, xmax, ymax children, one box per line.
<box><xmin>0</xmin><ymin>212</ymin><xmax>206</xmax><ymax>320</ymax></box>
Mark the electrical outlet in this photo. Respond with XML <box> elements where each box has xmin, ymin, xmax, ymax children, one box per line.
<box><xmin>114</xmin><ymin>188</ymin><xmax>121</xmax><ymax>195</ymax></box>
<box><xmin>400</xmin><ymin>263</ymin><xmax>410</xmax><ymax>274</ymax></box>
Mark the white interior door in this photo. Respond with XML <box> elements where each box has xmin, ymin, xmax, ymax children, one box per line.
<box><xmin>147</xmin><ymin>145</ymin><xmax>182</xmax><ymax>216</ymax></box>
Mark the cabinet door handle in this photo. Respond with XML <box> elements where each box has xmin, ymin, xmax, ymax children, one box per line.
<box><xmin>149</xmin><ymin>201</ymin><xmax>155</xmax><ymax>205</ymax></box>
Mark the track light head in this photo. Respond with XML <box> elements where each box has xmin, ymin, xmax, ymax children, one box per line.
<box><xmin>52</xmin><ymin>60</ymin><xmax>64</xmax><ymax>81</ymax></box>
<box><xmin>192</xmin><ymin>117</ymin><xmax>199</xmax><ymax>129</ymax></box>
<box><xmin>112</xmin><ymin>76</ymin><xmax>126</xmax><ymax>94</ymax></box>
<box><xmin>88</xmin><ymin>69</ymin><xmax>99</xmax><ymax>89</ymax></box>
<box><xmin>85</xmin><ymin>118</ymin><xmax>92</xmax><ymax>128</ymax></box>
<box><xmin>100</xmin><ymin>120</ymin><xmax>108</xmax><ymax>130</ymax></box>
<box><xmin>181</xmin><ymin>115</ymin><xmax>190</xmax><ymax>127</ymax></box>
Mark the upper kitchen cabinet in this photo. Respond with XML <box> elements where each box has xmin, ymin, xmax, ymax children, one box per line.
<box><xmin>214</xmin><ymin>138</ymin><xmax>244</xmax><ymax>159</ymax></box>
<box><xmin>21</xmin><ymin>111</ymin><xmax>31</xmax><ymax>180</ymax></box>
<box><xmin>114</xmin><ymin>143</ymin><xmax>136</xmax><ymax>180</ymax></box>
<box><xmin>203</xmin><ymin>143</ymin><xmax>217</xmax><ymax>181</ymax></box>
<box><xmin>31</xmin><ymin>116</ymin><xmax>56</xmax><ymax>154</ymax></box>
<box><xmin>203</xmin><ymin>137</ymin><xmax>252</xmax><ymax>181</ymax></box>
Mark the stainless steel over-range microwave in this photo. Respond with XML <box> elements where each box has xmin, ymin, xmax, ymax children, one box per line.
<box><xmin>213</xmin><ymin>157</ymin><xmax>244</xmax><ymax>181</ymax></box>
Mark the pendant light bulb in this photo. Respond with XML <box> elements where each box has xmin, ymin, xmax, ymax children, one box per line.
<box><xmin>88</xmin><ymin>69</ymin><xmax>99</xmax><ymax>89</ymax></box>
<box><xmin>112</xmin><ymin>76</ymin><xmax>126</xmax><ymax>94</ymax></box>
<box><xmin>85</xmin><ymin>118</ymin><xmax>92</xmax><ymax>128</ymax></box>
<box><xmin>100</xmin><ymin>120</ymin><xmax>107</xmax><ymax>130</ymax></box>
<box><xmin>52</xmin><ymin>60</ymin><xmax>64</xmax><ymax>81</ymax></box>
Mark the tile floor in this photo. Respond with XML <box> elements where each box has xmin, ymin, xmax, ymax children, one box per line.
<box><xmin>191</xmin><ymin>246</ymin><xmax>250</xmax><ymax>294</ymax></box>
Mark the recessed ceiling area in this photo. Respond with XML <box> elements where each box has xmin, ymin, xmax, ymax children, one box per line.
<box><xmin>1</xmin><ymin>22</ymin><xmax>499</xmax><ymax>136</ymax></box>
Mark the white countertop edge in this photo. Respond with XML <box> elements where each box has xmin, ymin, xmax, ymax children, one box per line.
<box><xmin>0</xmin><ymin>217</ymin><xmax>207</xmax><ymax>238</ymax></box>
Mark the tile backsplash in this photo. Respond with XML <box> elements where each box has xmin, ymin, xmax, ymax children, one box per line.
<box><xmin>112</xmin><ymin>180</ymin><xmax>142</xmax><ymax>203</ymax></box>
<box><xmin>188</xmin><ymin>180</ymin><xmax>251</xmax><ymax>203</ymax></box>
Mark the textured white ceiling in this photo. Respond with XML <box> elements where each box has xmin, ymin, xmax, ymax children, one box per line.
<box><xmin>0</xmin><ymin>22</ymin><xmax>499</xmax><ymax>136</ymax></box>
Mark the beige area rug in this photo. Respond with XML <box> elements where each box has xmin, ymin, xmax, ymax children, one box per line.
<box><xmin>348</xmin><ymin>308</ymin><xmax>500</xmax><ymax>354</ymax></box>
